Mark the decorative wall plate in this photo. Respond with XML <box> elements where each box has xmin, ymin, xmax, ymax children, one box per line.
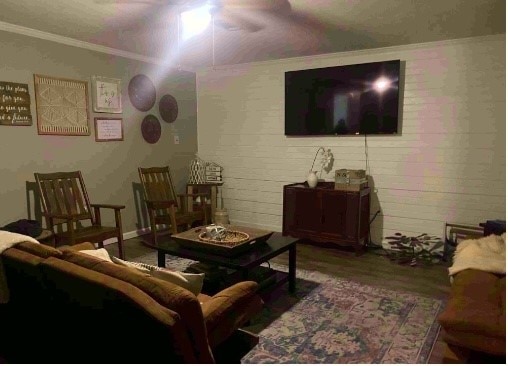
<box><xmin>141</xmin><ymin>114</ymin><xmax>161</xmax><ymax>144</ymax></box>
<box><xmin>128</xmin><ymin>74</ymin><xmax>156</xmax><ymax>112</ymax></box>
<box><xmin>159</xmin><ymin>94</ymin><xmax>179</xmax><ymax>123</ymax></box>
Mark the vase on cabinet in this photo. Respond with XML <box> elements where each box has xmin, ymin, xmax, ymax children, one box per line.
<box><xmin>306</xmin><ymin>171</ymin><xmax>318</xmax><ymax>188</ymax></box>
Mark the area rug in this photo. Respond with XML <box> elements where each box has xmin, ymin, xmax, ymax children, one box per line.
<box><xmin>133</xmin><ymin>252</ymin><xmax>444</xmax><ymax>364</ymax></box>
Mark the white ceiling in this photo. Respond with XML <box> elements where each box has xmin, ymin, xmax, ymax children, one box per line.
<box><xmin>0</xmin><ymin>0</ymin><xmax>504</xmax><ymax>68</ymax></box>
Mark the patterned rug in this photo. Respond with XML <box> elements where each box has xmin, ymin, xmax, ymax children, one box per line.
<box><xmin>133</xmin><ymin>252</ymin><xmax>444</xmax><ymax>364</ymax></box>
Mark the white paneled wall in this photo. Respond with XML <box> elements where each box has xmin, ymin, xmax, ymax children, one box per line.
<box><xmin>196</xmin><ymin>35</ymin><xmax>506</xmax><ymax>243</ymax></box>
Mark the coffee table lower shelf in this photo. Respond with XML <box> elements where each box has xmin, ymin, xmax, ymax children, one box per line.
<box><xmin>256</xmin><ymin>270</ymin><xmax>290</xmax><ymax>300</ymax></box>
<box><xmin>186</xmin><ymin>264</ymin><xmax>290</xmax><ymax>298</ymax></box>
<box><xmin>157</xmin><ymin>232</ymin><xmax>299</xmax><ymax>297</ymax></box>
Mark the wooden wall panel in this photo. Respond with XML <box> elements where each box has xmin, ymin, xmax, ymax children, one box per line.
<box><xmin>196</xmin><ymin>35</ymin><xmax>506</xmax><ymax>243</ymax></box>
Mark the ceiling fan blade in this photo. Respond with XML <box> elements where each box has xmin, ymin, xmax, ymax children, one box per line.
<box><xmin>219</xmin><ymin>0</ymin><xmax>290</xmax><ymax>13</ymax></box>
<box><xmin>215</xmin><ymin>9</ymin><xmax>264</xmax><ymax>32</ymax></box>
<box><xmin>279</xmin><ymin>8</ymin><xmax>338</xmax><ymax>33</ymax></box>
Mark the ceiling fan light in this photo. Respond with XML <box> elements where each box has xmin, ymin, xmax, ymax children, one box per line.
<box><xmin>181</xmin><ymin>4</ymin><xmax>212</xmax><ymax>40</ymax></box>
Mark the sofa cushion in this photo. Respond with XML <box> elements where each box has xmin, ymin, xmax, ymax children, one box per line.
<box><xmin>439</xmin><ymin>269</ymin><xmax>506</xmax><ymax>355</ymax></box>
<box><xmin>111</xmin><ymin>257</ymin><xmax>205</xmax><ymax>296</ymax></box>
<box><xmin>442</xmin><ymin>328</ymin><xmax>505</xmax><ymax>356</ymax></box>
<box><xmin>79</xmin><ymin>248</ymin><xmax>114</xmax><ymax>262</ymax></box>
<box><xmin>71</xmin><ymin>247</ymin><xmax>205</xmax><ymax>296</ymax></box>
<box><xmin>14</xmin><ymin>241</ymin><xmax>61</xmax><ymax>258</ymax></box>
<box><xmin>1</xmin><ymin>249</ymin><xmax>60</xmax><ymax>361</ymax></box>
<box><xmin>60</xmin><ymin>250</ymin><xmax>214</xmax><ymax>363</ymax></box>
<box><xmin>2</xmin><ymin>248</ymin><xmax>48</xmax><ymax>304</ymax></box>
<box><xmin>59</xmin><ymin>242</ymin><xmax>96</xmax><ymax>251</ymax></box>
<box><xmin>200</xmin><ymin>281</ymin><xmax>263</xmax><ymax>348</ymax></box>
<box><xmin>39</xmin><ymin>256</ymin><xmax>197</xmax><ymax>363</ymax></box>
<box><xmin>439</xmin><ymin>270</ymin><xmax>505</xmax><ymax>337</ymax></box>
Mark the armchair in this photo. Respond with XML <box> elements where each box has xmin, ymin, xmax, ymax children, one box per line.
<box><xmin>34</xmin><ymin>171</ymin><xmax>125</xmax><ymax>259</ymax></box>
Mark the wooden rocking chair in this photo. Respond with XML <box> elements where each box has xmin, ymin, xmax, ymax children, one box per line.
<box><xmin>138</xmin><ymin>166</ymin><xmax>209</xmax><ymax>247</ymax></box>
<box><xmin>34</xmin><ymin>171</ymin><xmax>125</xmax><ymax>259</ymax></box>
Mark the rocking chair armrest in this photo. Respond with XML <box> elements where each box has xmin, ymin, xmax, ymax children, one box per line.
<box><xmin>90</xmin><ymin>203</ymin><xmax>126</xmax><ymax>210</ymax></box>
<box><xmin>145</xmin><ymin>200</ymin><xmax>177</xmax><ymax>209</ymax></box>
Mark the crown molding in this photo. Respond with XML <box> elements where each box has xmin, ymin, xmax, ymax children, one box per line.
<box><xmin>198</xmin><ymin>33</ymin><xmax>506</xmax><ymax>73</ymax></box>
<box><xmin>0</xmin><ymin>20</ymin><xmax>196</xmax><ymax>73</ymax></box>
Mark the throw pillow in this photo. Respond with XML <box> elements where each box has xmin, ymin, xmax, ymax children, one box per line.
<box><xmin>79</xmin><ymin>248</ymin><xmax>114</xmax><ymax>262</ymax></box>
<box><xmin>111</xmin><ymin>257</ymin><xmax>205</xmax><ymax>296</ymax></box>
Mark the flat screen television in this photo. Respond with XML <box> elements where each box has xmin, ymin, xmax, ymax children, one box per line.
<box><xmin>285</xmin><ymin>60</ymin><xmax>401</xmax><ymax>136</ymax></box>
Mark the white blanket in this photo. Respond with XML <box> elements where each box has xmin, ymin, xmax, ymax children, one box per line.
<box><xmin>449</xmin><ymin>233</ymin><xmax>506</xmax><ymax>277</ymax></box>
<box><xmin>0</xmin><ymin>230</ymin><xmax>40</xmax><ymax>304</ymax></box>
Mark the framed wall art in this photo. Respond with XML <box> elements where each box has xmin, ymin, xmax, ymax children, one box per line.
<box><xmin>92</xmin><ymin>76</ymin><xmax>122</xmax><ymax>113</ymax></box>
<box><xmin>0</xmin><ymin>81</ymin><xmax>32</xmax><ymax>126</ymax></box>
<box><xmin>94</xmin><ymin>117</ymin><xmax>123</xmax><ymax>142</ymax></box>
<box><xmin>34</xmin><ymin>74</ymin><xmax>90</xmax><ymax>136</ymax></box>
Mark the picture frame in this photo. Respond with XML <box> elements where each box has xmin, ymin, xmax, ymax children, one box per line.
<box><xmin>0</xmin><ymin>81</ymin><xmax>33</xmax><ymax>126</ymax></box>
<box><xmin>91</xmin><ymin>76</ymin><xmax>122</xmax><ymax>113</ymax></box>
<box><xmin>34</xmin><ymin>74</ymin><xmax>90</xmax><ymax>136</ymax></box>
<box><xmin>94</xmin><ymin>117</ymin><xmax>123</xmax><ymax>142</ymax></box>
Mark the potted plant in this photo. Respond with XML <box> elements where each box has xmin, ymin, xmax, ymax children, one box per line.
<box><xmin>307</xmin><ymin>147</ymin><xmax>334</xmax><ymax>188</ymax></box>
<box><xmin>383</xmin><ymin>233</ymin><xmax>444</xmax><ymax>266</ymax></box>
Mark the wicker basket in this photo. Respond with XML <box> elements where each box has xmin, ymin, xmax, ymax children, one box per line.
<box><xmin>198</xmin><ymin>230</ymin><xmax>250</xmax><ymax>248</ymax></box>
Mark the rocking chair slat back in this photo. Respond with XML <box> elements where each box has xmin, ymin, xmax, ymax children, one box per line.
<box><xmin>35</xmin><ymin>171</ymin><xmax>93</xmax><ymax>224</ymax></box>
<box><xmin>139</xmin><ymin>166</ymin><xmax>178</xmax><ymax>208</ymax></box>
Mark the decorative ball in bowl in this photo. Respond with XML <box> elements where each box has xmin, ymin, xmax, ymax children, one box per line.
<box><xmin>205</xmin><ymin>225</ymin><xmax>227</xmax><ymax>240</ymax></box>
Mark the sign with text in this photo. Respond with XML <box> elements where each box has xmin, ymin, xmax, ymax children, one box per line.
<box><xmin>0</xmin><ymin>81</ymin><xmax>32</xmax><ymax>126</ymax></box>
<box><xmin>94</xmin><ymin>118</ymin><xmax>123</xmax><ymax>141</ymax></box>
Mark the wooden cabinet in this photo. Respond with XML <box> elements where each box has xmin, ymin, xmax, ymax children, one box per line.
<box><xmin>283</xmin><ymin>182</ymin><xmax>370</xmax><ymax>254</ymax></box>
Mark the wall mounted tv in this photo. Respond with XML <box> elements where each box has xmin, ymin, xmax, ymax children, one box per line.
<box><xmin>285</xmin><ymin>60</ymin><xmax>401</xmax><ymax>136</ymax></box>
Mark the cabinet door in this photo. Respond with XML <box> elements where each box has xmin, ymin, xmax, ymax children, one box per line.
<box><xmin>321</xmin><ymin>191</ymin><xmax>347</xmax><ymax>236</ymax></box>
<box><xmin>345</xmin><ymin>193</ymin><xmax>360</xmax><ymax>240</ymax></box>
<box><xmin>294</xmin><ymin>190</ymin><xmax>321</xmax><ymax>232</ymax></box>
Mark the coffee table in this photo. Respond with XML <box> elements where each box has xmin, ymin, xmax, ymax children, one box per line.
<box><xmin>157</xmin><ymin>232</ymin><xmax>299</xmax><ymax>294</ymax></box>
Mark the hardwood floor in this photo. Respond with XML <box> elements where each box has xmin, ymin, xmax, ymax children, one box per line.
<box><xmin>106</xmin><ymin>235</ymin><xmax>453</xmax><ymax>363</ymax></box>
<box><xmin>108</xmin><ymin>236</ymin><xmax>451</xmax><ymax>300</ymax></box>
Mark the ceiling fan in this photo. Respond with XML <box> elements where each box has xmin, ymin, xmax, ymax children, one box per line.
<box><xmin>95</xmin><ymin>0</ymin><xmax>292</xmax><ymax>33</ymax></box>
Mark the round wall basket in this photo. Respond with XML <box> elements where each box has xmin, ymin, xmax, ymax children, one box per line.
<box><xmin>128</xmin><ymin>74</ymin><xmax>156</xmax><ymax>112</ymax></box>
<box><xmin>159</xmin><ymin>94</ymin><xmax>179</xmax><ymax>123</ymax></box>
<box><xmin>141</xmin><ymin>114</ymin><xmax>161</xmax><ymax>144</ymax></box>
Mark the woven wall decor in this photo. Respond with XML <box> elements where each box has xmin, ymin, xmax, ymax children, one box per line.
<box><xmin>128</xmin><ymin>74</ymin><xmax>156</xmax><ymax>112</ymax></box>
<box><xmin>34</xmin><ymin>74</ymin><xmax>90</xmax><ymax>136</ymax></box>
<box><xmin>159</xmin><ymin>94</ymin><xmax>178</xmax><ymax>123</ymax></box>
<box><xmin>141</xmin><ymin>114</ymin><xmax>161</xmax><ymax>144</ymax></box>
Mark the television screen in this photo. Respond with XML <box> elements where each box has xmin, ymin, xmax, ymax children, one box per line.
<box><xmin>285</xmin><ymin>60</ymin><xmax>401</xmax><ymax>136</ymax></box>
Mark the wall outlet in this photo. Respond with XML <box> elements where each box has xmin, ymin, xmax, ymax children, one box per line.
<box><xmin>174</xmin><ymin>135</ymin><xmax>180</xmax><ymax>144</ymax></box>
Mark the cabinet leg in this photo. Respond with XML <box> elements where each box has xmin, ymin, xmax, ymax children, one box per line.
<box><xmin>288</xmin><ymin>243</ymin><xmax>296</xmax><ymax>293</ymax></box>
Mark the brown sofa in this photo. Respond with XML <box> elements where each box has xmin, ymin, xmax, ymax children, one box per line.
<box><xmin>0</xmin><ymin>241</ymin><xmax>263</xmax><ymax>363</ymax></box>
<box><xmin>438</xmin><ymin>269</ymin><xmax>505</xmax><ymax>357</ymax></box>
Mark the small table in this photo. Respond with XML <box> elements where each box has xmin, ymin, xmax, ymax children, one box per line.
<box><xmin>157</xmin><ymin>232</ymin><xmax>298</xmax><ymax>294</ymax></box>
<box><xmin>186</xmin><ymin>183</ymin><xmax>223</xmax><ymax>223</ymax></box>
